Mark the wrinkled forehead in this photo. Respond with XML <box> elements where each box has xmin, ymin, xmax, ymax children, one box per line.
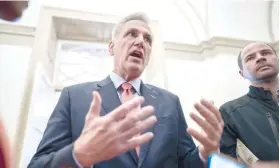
<box><xmin>241</xmin><ymin>43</ymin><xmax>274</xmax><ymax>59</ymax></box>
<box><xmin>121</xmin><ymin>20</ymin><xmax>152</xmax><ymax>36</ymax></box>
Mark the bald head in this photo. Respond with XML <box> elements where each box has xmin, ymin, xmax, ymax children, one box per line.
<box><xmin>238</xmin><ymin>42</ymin><xmax>277</xmax><ymax>70</ymax></box>
<box><xmin>238</xmin><ymin>42</ymin><xmax>279</xmax><ymax>83</ymax></box>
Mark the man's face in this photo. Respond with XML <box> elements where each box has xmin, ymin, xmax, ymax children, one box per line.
<box><xmin>240</xmin><ymin>43</ymin><xmax>279</xmax><ymax>82</ymax></box>
<box><xmin>109</xmin><ymin>20</ymin><xmax>153</xmax><ymax>79</ymax></box>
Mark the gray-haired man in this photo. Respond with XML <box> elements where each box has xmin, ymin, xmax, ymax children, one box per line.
<box><xmin>28</xmin><ymin>13</ymin><xmax>223</xmax><ymax>168</ymax></box>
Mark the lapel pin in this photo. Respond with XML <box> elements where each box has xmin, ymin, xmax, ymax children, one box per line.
<box><xmin>151</xmin><ymin>95</ymin><xmax>156</xmax><ymax>99</ymax></box>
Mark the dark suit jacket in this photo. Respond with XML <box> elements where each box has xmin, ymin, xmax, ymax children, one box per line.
<box><xmin>28</xmin><ymin>76</ymin><xmax>204</xmax><ymax>168</ymax></box>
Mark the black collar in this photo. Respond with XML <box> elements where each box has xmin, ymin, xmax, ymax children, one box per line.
<box><xmin>247</xmin><ymin>85</ymin><xmax>277</xmax><ymax>101</ymax></box>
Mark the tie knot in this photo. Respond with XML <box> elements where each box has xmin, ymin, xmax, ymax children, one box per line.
<box><xmin>121</xmin><ymin>82</ymin><xmax>132</xmax><ymax>91</ymax></box>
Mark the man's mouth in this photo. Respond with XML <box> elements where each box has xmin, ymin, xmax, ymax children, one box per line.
<box><xmin>129</xmin><ymin>51</ymin><xmax>143</xmax><ymax>60</ymax></box>
<box><xmin>257</xmin><ymin>65</ymin><xmax>271</xmax><ymax>71</ymax></box>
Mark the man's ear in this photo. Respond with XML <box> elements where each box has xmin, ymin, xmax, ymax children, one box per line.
<box><xmin>239</xmin><ymin>70</ymin><xmax>244</xmax><ymax>78</ymax></box>
<box><xmin>109</xmin><ymin>41</ymin><xmax>114</xmax><ymax>56</ymax></box>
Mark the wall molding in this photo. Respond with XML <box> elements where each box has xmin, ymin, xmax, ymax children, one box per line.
<box><xmin>0</xmin><ymin>23</ymin><xmax>35</xmax><ymax>36</ymax></box>
<box><xmin>0</xmin><ymin>23</ymin><xmax>278</xmax><ymax>53</ymax></box>
<box><xmin>164</xmin><ymin>36</ymin><xmax>279</xmax><ymax>53</ymax></box>
<box><xmin>0</xmin><ymin>23</ymin><xmax>35</xmax><ymax>46</ymax></box>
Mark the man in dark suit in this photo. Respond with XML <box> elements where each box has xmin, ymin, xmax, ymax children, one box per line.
<box><xmin>28</xmin><ymin>12</ymin><xmax>224</xmax><ymax>168</ymax></box>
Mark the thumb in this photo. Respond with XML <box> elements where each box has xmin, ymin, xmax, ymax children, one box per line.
<box><xmin>88</xmin><ymin>91</ymin><xmax>102</xmax><ymax>117</ymax></box>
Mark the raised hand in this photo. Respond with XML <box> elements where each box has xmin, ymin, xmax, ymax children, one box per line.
<box><xmin>73</xmin><ymin>91</ymin><xmax>157</xmax><ymax>167</ymax></box>
<box><xmin>187</xmin><ymin>99</ymin><xmax>224</xmax><ymax>160</ymax></box>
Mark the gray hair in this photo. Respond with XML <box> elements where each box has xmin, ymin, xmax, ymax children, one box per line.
<box><xmin>111</xmin><ymin>12</ymin><xmax>151</xmax><ymax>40</ymax></box>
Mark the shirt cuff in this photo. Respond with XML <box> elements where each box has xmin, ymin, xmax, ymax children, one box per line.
<box><xmin>72</xmin><ymin>149</ymin><xmax>84</xmax><ymax>168</ymax></box>
<box><xmin>72</xmin><ymin>150</ymin><xmax>94</xmax><ymax>168</ymax></box>
<box><xmin>199</xmin><ymin>148</ymin><xmax>220</xmax><ymax>163</ymax></box>
<box><xmin>199</xmin><ymin>152</ymin><xmax>208</xmax><ymax>163</ymax></box>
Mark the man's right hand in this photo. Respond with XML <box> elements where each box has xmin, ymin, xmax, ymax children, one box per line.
<box><xmin>73</xmin><ymin>91</ymin><xmax>157</xmax><ymax>167</ymax></box>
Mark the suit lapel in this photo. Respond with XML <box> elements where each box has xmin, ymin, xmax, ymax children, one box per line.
<box><xmin>138</xmin><ymin>83</ymin><xmax>159</xmax><ymax>168</ymax></box>
<box><xmin>96</xmin><ymin>76</ymin><xmax>121</xmax><ymax>116</ymax></box>
<box><xmin>96</xmin><ymin>76</ymin><xmax>139</xmax><ymax>164</ymax></box>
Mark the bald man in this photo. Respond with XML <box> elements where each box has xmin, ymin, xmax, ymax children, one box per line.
<box><xmin>219</xmin><ymin>42</ymin><xmax>279</xmax><ymax>166</ymax></box>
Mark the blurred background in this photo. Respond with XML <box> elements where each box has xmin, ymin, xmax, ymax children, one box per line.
<box><xmin>0</xmin><ymin>0</ymin><xmax>278</xmax><ymax>167</ymax></box>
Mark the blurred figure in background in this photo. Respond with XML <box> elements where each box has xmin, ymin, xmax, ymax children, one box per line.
<box><xmin>0</xmin><ymin>119</ymin><xmax>11</xmax><ymax>168</ymax></box>
<box><xmin>219</xmin><ymin>42</ymin><xmax>279</xmax><ymax>167</ymax></box>
<box><xmin>0</xmin><ymin>1</ymin><xmax>28</xmax><ymax>21</ymax></box>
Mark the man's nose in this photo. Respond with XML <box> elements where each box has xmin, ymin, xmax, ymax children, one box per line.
<box><xmin>134</xmin><ymin>35</ymin><xmax>144</xmax><ymax>47</ymax></box>
<box><xmin>256</xmin><ymin>53</ymin><xmax>266</xmax><ymax>63</ymax></box>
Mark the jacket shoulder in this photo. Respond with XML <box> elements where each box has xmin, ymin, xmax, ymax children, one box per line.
<box><xmin>65</xmin><ymin>82</ymin><xmax>97</xmax><ymax>90</ymax></box>
<box><xmin>61</xmin><ymin>81</ymin><xmax>100</xmax><ymax>96</ymax></box>
<box><xmin>219</xmin><ymin>95</ymin><xmax>251</xmax><ymax>114</ymax></box>
<box><xmin>145</xmin><ymin>84</ymin><xmax>177</xmax><ymax>98</ymax></box>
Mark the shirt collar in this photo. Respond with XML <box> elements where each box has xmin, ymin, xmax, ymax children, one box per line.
<box><xmin>109</xmin><ymin>72</ymin><xmax>141</xmax><ymax>95</ymax></box>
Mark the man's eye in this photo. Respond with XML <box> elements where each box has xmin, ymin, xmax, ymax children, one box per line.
<box><xmin>129</xmin><ymin>31</ymin><xmax>137</xmax><ymax>37</ymax></box>
<box><xmin>144</xmin><ymin>37</ymin><xmax>151</xmax><ymax>44</ymax></box>
<box><xmin>246</xmin><ymin>56</ymin><xmax>253</xmax><ymax>62</ymax></box>
<box><xmin>262</xmin><ymin>51</ymin><xmax>271</xmax><ymax>56</ymax></box>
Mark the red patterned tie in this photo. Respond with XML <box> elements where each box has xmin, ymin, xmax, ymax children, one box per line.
<box><xmin>121</xmin><ymin>83</ymin><xmax>133</xmax><ymax>103</ymax></box>
<box><xmin>121</xmin><ymin>83</ymin><xmax>140</xmax><ymax>156</ymax></box>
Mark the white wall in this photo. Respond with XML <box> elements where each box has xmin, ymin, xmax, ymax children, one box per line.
<box><xmin>0</xmin><ymin>45</ymin><xmax>59</xmax><ymax>167</ymax></box>
<box><xmin>271</xmin><ymin>0</ymin><xmax>279</xmax><ymax>42</ymax></box>
<box><xmin>19</xmin><ymin>63</ymin><xmax>58</xmax><ymax>168</ymax></box>
<box><xmin>208</xmin><ymin>0</ymin><xmax>274</xmax><ymax>42</ymax></box>
<box><xmin>0</xmin><ymin>45</ymin><xmax>31</xmax><ymax>145</ymax></box>
<box><xmin>164</xmin><ymin>47</ymin><xmax>250</xmax><ymax>138</ymax></box>
<box><xmin>2</xmin><ymin>0</ymin><xmax>277</xmax><ymax>44</ymax></box>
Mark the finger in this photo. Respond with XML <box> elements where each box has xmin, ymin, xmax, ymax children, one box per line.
<box><xmin>91</xmin><ymin>91</ymin><xmax>102</xmax><ymax>117</ymax></box>
<box><xmin>194</xmin><ymin>103</ymin><xmax>219</xmax><ymax>128</ymax></box>
<box><xmin>86</xmin><ymin>91</ymin><xmax>102</xmax><ymax>120</ymax></box>
<box><xmin>120</xmin><ymin>115</ymin><xmax>157</xmax><ymax>141</ymax></box>
<box><xmin>200</xmin><ymin>99</ymin><xmax>222</xmax><ymax>123</ymax></box>
<box><xmin>187</xmin><ymin>127</ymin><xmax>217</xmax><ymax>150</ymax></box>
<box><xmin>126</xmin><ymin>106</ymin><xmax>154</xmax><ymax>121</ymax></box>
<box><xmin>123</xmin><ymin>132</ymin><xmax>154</xmax><ymax>151</ymax></box>
<box><xmin>190</xmin><ymin>113</ymin><xmax>218</xmax><ymax>140</ymax></box>
<box><xmin>107</xmin><ymin>96</ymin><xmax>144</xmax><ymax>122</ymax></box>
<box><xmin>134</xmin><ymin>106</ymin><xmax>154</xmax><ymax>121</ymax></box>
<box><xmin>117</xmin><ymin>106</ymin><xmax>155</xmax><ymax>133</ymax></box>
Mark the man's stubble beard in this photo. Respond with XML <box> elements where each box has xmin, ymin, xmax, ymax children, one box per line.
<box><xmin>254</xmin><ymin>68</ymin><xmax>279</xmax><ymax>83</ymax></box>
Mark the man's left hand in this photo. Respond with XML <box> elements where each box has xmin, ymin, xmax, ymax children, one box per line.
<box><xmin>187</xmin><ymin>99</ymin><xmax>224</xmax><ymax>161</ymax></box>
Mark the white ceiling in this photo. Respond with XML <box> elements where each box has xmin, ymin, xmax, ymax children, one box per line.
<box><xmin>0</xmin><ymin>0</ymin><xmax>278</xmax><ymax>44</ymax></box>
